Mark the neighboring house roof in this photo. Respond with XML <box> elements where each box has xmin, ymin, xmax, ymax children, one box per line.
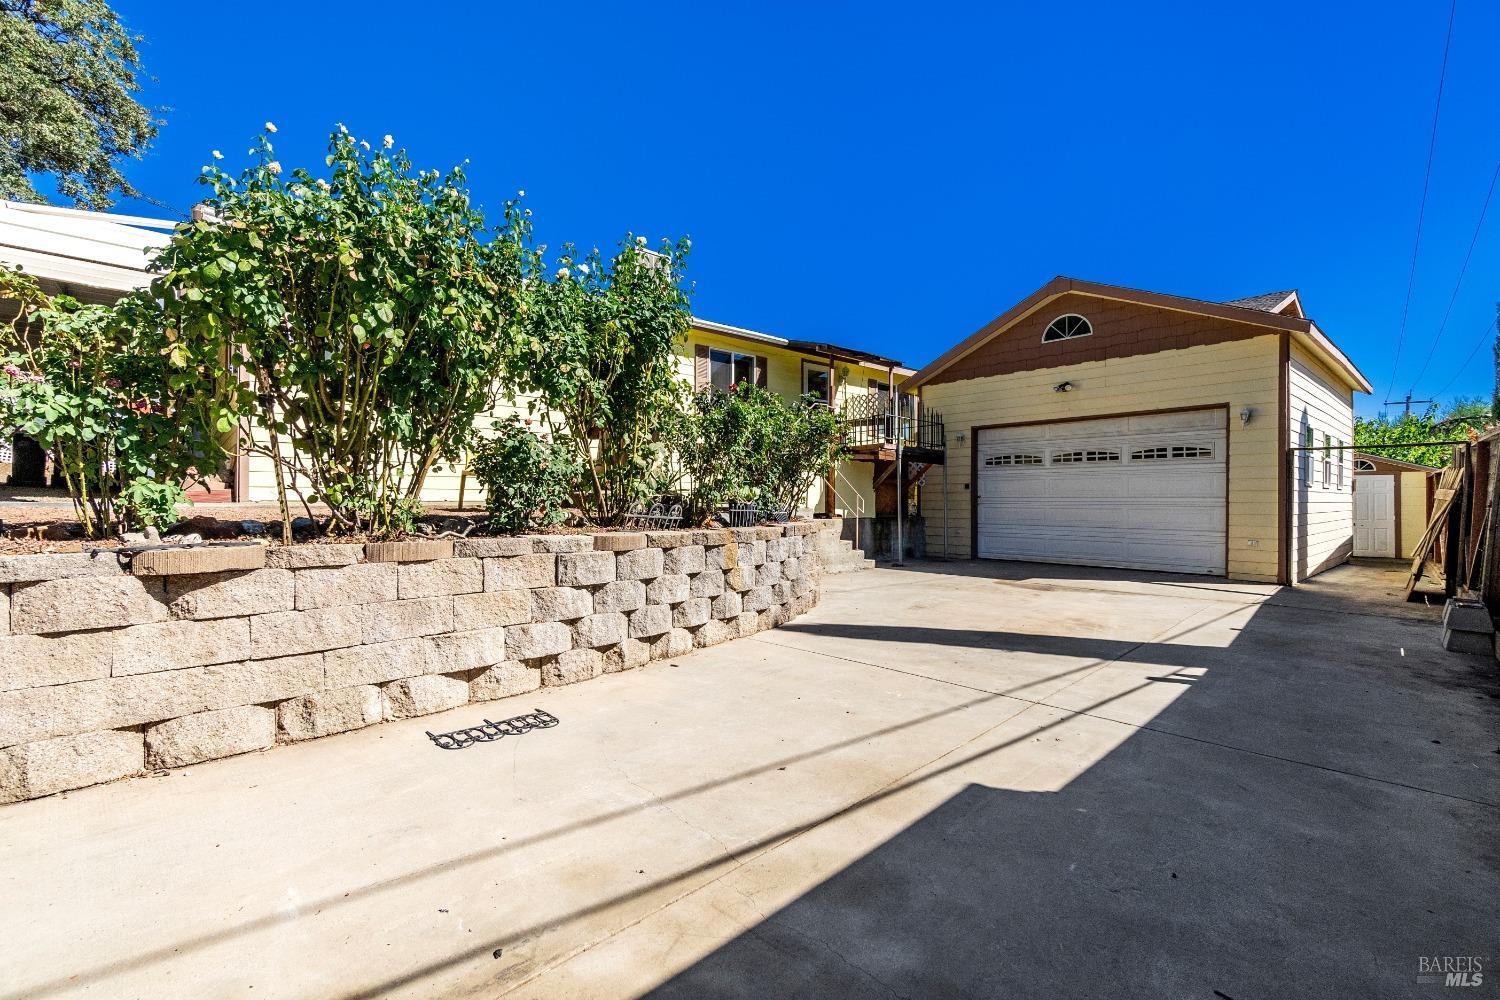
<box><xmin>1223</xmin><ymin>289</ymin><xmax>1303</xmax><ymax>316</ymax></box>
<box><xmin>901</xmin><ymin>276</ymin><xmax>1371</xmax><ymax>394</ymax></box>
<box><xmin>1354</xmin><ymin>452</ymin><xmax>1443</xmax><ymax>474</ymax></box>
<box><xmin>0</xmin><ymin>199</ymin><xmax>175</xmax><ymax>303</ymax></box>
<box><xmin>691</xmin><ymin>317</ymin><xmax>913</xmax><ymax>375</ymax></box>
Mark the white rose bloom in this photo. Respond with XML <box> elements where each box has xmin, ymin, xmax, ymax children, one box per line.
<box><xmin>211</xmin><ymin>150</ymin><xmax>223</xmax><ymax>160</ymax></box>
<box><xmin>556</xmin><ymin>267</ymin><xmax>571</xmax><ymax>279</ymax></box>
<box><xmin>577</xmin><ymin>263</ymin><xmax>589</xmax><ymax>276</ymax></box>
<box><xmin>518</xmin><ymin>189</ymin><xmax>526</xmax><ymax>197</ymax></box>
<box><xmin>267</xmin><ymin>161</ymin><xmax>282</xmax><ymax>175</ymax></box>
<box><xmin>316</xmin><ymin>179</ymin><xmax>331</xmax><ymax>191</ymax></box>
<box><xmin>635</xmin><ymin>235</ymin><xmax>647</xmax><ymax>245</ymax></box>
<box><xmin>360</xmin><ymin>140</ymin><xmax>370</xmax><ymax>150</ymax></box>
<box><xmin>383</xmin><ymin>135</ymin><xmax>394</xmax><ymax>149</ymax></box>
<box><xmin>265</xmin><ymin>121</ymin><xmax>277</xmax><ymax>133</ymax></box>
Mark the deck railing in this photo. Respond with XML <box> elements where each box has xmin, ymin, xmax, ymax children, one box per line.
<box><xmin>842</xmin><ymin>393</ymin><xmax>945</xmax><ymax>451</ymax></box>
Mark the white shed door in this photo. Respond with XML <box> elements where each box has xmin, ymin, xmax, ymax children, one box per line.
<box><xmin>976</xmin><ymin>410</ymin><xmax>1227</xmax><ymax>575</ymax></box>
<box><xmin>1353</xmin><ymin>475</ymin><xmax>1396</xmax><ymax>557</ymax></box>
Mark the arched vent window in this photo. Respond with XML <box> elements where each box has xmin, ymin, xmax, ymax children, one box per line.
<box><xmin>1042</xmin><ymin>314</ymin><xmax>1092</xmax><ymax>343</ymax></box>
<box><xmin>1354</xmin><ymin>458</ymin><xmax>1376</xmax><ymax>472</ymax></box>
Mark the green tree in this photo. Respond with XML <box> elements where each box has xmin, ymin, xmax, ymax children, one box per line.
<box><xmin>147</xmin><ymin>127</ymin><xmax>528</xmax><ymax>536</ymax></box>
<box><xmin>514</xmin><ymin>237</ymin><xmax>694</xmax><ymax>525</ymax></box>
<box><xmin>0</xmin><ymin>0</ymin><xmax>159</xmax><ymax>208</ymax></box>
<box><xmin>1354</xmin><ymin>406</ymin><xmax>1452</xmax><ymax>468</ymax></box>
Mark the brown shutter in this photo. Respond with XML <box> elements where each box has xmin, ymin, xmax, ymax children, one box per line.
<box><xmin>694</xmin><ymin>344</ymin><xmax>709</xmax><ymax>388</ymax></box>
<box><xmin>755</xmin><ymin>356</ymin><xmax>768</xmax><ymax>388</ymax></box>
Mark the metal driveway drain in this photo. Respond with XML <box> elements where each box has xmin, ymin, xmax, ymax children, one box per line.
<box><xmin>426</xmin><ymin>709</ymin><xmax>559</xmax><ymax>750</ymax></box>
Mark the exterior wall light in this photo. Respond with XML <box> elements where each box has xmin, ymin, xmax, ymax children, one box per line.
<box><xmin>954</xmin><ymin>430</ymin><xmax>966</xmax><ymax>445</ymax></box>
<box><xmin>1053</xmin><ymin>381</ymin><xmax>1074</xmax><ymax>392</ymax></box>
<box><xmin>1240</xmin><ymin>406</ymin><xmax>1254</xmax><ymax>426</ymax></box>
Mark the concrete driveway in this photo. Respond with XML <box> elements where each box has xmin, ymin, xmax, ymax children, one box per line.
<box><xmin>2</xmin><ymin>560</ymin><xmax>1496</xmax><ymax>999</ymax></box>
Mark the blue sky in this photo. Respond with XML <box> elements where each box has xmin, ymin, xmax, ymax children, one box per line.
<box><xmin>103</xmin><ymin>1</ymin><xmax>1499</xmax><ymax>418</ymax></box>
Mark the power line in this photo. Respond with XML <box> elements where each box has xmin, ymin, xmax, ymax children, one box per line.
<box><xmin>1408</xmin><ymin>156</ymin><xmax>1500</xmax><ymax>394</ymax></box>
<box><xmin>1385</xmin><ymin>0</ymin><xmax>1458</xmax><ymax>402</ymax></box>
<box><xmin>1432</xmin><ymin>314</ymin><xmax>1498</xmax><ymax>398</ymax></box>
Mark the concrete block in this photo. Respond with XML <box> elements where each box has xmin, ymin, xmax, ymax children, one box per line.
<box><xmin>381</xmin><ymin>674</ymin><xmax>469</xmax><ymax>719</ymax></box>
<box><xmin>615</xmin><ymin>548</ymin><xmax>664</xmax><ymax>580</ymax></box>
<box><xmin>593</xmin><ymin>532</ymin><xmax>646</xmax><ymax>552</ymax></box>
<box><xmin>644</xmin><ymin>530</ymin><xmax>695</xmax><ymax>548</ymax></box>
<box><xmin>1442</xmin><ymin>599</ymin><xmax>1493</xmax><ymax>633</ymax></box>
<box><xmin>791</xmin><ymin>576</ymin><xmax>814</xmax><ymax>598</ymax></box>
<box><xmin>771</xmin><ymin>582</ymin><xmax>789</xmax><ymax>604</ymax></box>
<box><xmin>746</xmin><ymin>540</ymin><xmax>766</xmax><ymax>566</ymax></box>
<box><xmin>663</xmin><ymin>545</ymin><xmax>706</xmax><ymax>575</ymax></box>
<box><xmin>144</xmin><ymin>705</ymin><xmax>275</xmax><ymax>768</ymax></box>
<box><xmin>113</xmin><ymin>618</ymin><xmax>251</xmax><ymax>676</ymax></box>
<box><xmin>706</xmin><ymin>544</ymin><xmax>738</xmax><ymax>571</ymax></box>
<box><xmin>364</xmin><ymin>539</ymin><xmax>453</xmax><ymax>563</ymax></box>
<box><xmin>469</xmin><ymin>661</ymin><xmax>541</xmax><ymax>701</ymax></box>
<box><xmin>294</xmin><ymin>563</ymin><xmax>397</xmax><ymax>610</ymax></box>
<box><xmin>628</xmin><ymin>605</ymin><xmax>671</xmax><ymax>638</ymax></box>
<box><xmin>593</xmin><ymin>580</ymin><xmax>646</xmax><ymax>614</ymax></box>
<box><xmin>557</xmin><ymin>551</ymin><xmax>617</xmax><ymax>586</ymax></box>
<box><xmin>506</xmin><ymin>621</ymin><xmax>573</xmax><ymax>660</ymax></box>
<box><xmin>361</xmin><ymin>597</ymin><xmax>454</xmax><ymax>644</ymax></box>
<box><xmin>781</xmin><ymin>557</ymin><xmax>802</xmax><ymax>581</ymax></box>
<box><xmin>277</xmin><ymin>685</ymin><xmax>382</xmax><ymax>741</ymax></box>
<box><xmin>693</xmin><ymin>618</ymin><xmax>737</xmax><ymax>648</ymax></box>
<box><xmin>0</xmin><ymin>653</ymin><xmax>325</xmax><ymax>748</ymax></box>
<box><xmin>574</xmin><ymin>612</ymin><xmax>627</xmax><ymax>648</ymax></box>
<box><xmin>129</xmin><ymin>543</ymin><xmax>265</xmax><ymax>577</ymax></box>
<box><xmin>608</xmin><ymin>638</ymin><xmax>651</xmax><ymax>671</ymax></box>
<box><xmin>1442</xmin><ymin>626</ymin><xmax>1493</xmax><ymax>656</ymax></box>
<box><xmin>689</xmin><ymin>569</ymin><xmax>726</xmax><ymax>598</ymax></box>
<box><xmin>429</xmin><ymin>628</ymin><xmax>508</xmax><ymax>671</ymax></box>
<box><xmin>452</xmin><ymin>537</ymin><xmax>533</xmax><ymax>558</ymax></box>
<box><xmin>673</xmin><ymin>598</ymin><xmax>711</xmax><ymax>628</ymax></box>
<box><xmin>165</xmin><ymin>568</ymin><xmax>293</xmax><ymax>621</ymax></box>
<box><xmin>756</xmin><ymin>562</ymin><xmax>781</xmax><ymax>587</ymax></box>
<box><xmin>765</xmin><ymin>538</ymin><xmax>788</xmax><ymax>561</ymax></box>
<box><xmin>264</xmin><ymin>544</ymin><xmax>363</xmax><ymax>569</ymax></box>
<box><xmin>324</xmin><ymin>639</ymin><xmax>432</xmax><ymax>688</ymax></box>
<box><xmin>542</xmin><ymin>648</ymin><xmax>604</xmax><ymax>686</ymax></box>
<box><xmin>484</xmin><ymin>553</ymin><xmax>557</xmax><ymax>591</ymax></box>
<box><xmin>11</xmin><ymin>576</ymin><xmax>168</xmax><ymax>634</ymax></box>
<box><xmin>736</xmin><ymin>612</ymin><xmax>761</xmax><ymax>638</ymax></box>
<box><xmin>744</xmin><ymin>587</ymin><xmax>773</xmax><ymax>612</ymax></box>
<box><xmin>251</xmin><ymin>606</ymin><xmax>365</xmax><ymax>659</ymax></box>
<box><xmin>664</xmin><ymin>628</ymin><xmax>694</xmax><ymax>657</ymax></box>
<box><xmin>688</xmin><ymin>530</ymin><xmax>727</xmax><ymax>546</ymax></box>
<box><xmin>531</xmin><ymin>587</ymin><xmax>594</xmax><ymax>622</ymax></box>
<box><xmin>397</xmin><ymin>557</ymin><xmax>482</xmax><ymax>599</ymax></box>
<box><xmin>712</xmin><ymin>591</ymin><xmax>743</xmax><ymax>619</ymax></box>
<box><xmin>525</xmin><ymin>535</ymin><xmax>594</xmax><ymax>553</ymax></box>
<box><xmin>452</xmin><ymin>590</ymin><xmax>531</xmax><ymax>630</ymax></box>
<box><xmin>0</xmin><ymin>630</ymin><xmax>117</xmax><ymax>691</ymax></box>
<box><xmin>0</xmin><ymin>550</ymin><xmax>122</xmax><ymax>583</ymax></box>
<box><xmin>725</xmin><ymin>566</ymin><xmax>754</xmax><ymax>591</ymax></box>
<box><xmin>0</xmin><ymin>729</ymin><xmax>143</xmax><ymax>803</ymax></box>
<box><xmin>646</xmin><ymin>574</ymin><xmax>690</xmax><ymax>605</ymax></box>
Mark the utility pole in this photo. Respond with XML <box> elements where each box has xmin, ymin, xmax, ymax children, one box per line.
<box><xmin>1384</xmin><ymin>393</ymin><xmax>1434</xmax><ymax>416</ymax></box>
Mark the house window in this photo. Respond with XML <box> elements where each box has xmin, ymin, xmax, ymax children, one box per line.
<box><xmin>1354</xmin><ymin>458</ymin><xmax>1376</xmax><ymax>473</ymax></box>
<box><xmin>709</xmin><ymin>349</ymin><xmax>755</xmax><ymax>391</ymax></box>
<box><xmin>1322</xmin><ymin>433</ymin><xmax>1331</xmax><ymax>487</ymax></box>
<box><xmin>1335</xmin><ymin>439</ymin><xmax>1345</xmax><ymax>488</ymax></box>
<box><xmin>983</xmin><ymin>453</ymin><xmax>1043</xmax><ymax>466</ymax></box>
<box><xmin>803</xmin><ymin>364</ymin><xmax>831</xmax><ymax>405</ymax></box>
<box><xmin>1301</xmin><ymin>426</ymin><xmax>1314</xmax><ymax>482</ymax></box>
<box><xmin>1042</xmin><ymin>314</ymin><xmax>1092</xmax><ymax>343</ymax></box>
<box><xmin>1053</xmin><ymin>448</ymin><xmax>1120</xmax><ymax>464</ymax></box>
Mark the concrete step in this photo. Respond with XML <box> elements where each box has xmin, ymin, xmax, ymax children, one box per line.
<box><xmin>819</xmin><ymin>535</ymin><xmax>875</xmax><ymax>574</ymax></box>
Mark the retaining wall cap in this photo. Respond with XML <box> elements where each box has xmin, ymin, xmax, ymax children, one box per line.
<box><xmin>644</xmin><ymin>530</ymin><xmax>695</xmax><ymax>548</ymax></box>
<box><xmin>364</xmin><ymin>540</ymin><xmax>454</xmax><ymax>563</ymax></box>
<box><xmin>452</xmin><ymin>537</ymin><xmax>533</xmax><ymax>558</ymax></box>
<box><xmin>264</xmin><ymin>544</ymin><xmax>363</xmax><ymax>569</ymax></box>
<box><xmin>129</xmin><ymin>542</ymin><xmax>267</xmax><ymax>577</ymax></box>
<box><xmin>0</xmin><ymin>550</ymin><xmax>124</xmax><ymax>583</ymax></box>
<box><xmin>593</xmin><ymin>532</ymin><xmax>647</xmax><ymax>552</ymax></box>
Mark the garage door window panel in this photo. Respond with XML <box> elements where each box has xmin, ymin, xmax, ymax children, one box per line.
<box><xmin>1052</xmin><ymin>448</ymin><xmax>1120</xmax><ymax>464</ymax></box>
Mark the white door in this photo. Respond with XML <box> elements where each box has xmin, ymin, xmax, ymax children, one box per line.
<box><xmin>976</xmin><ymin>409</ymin><xmax>1227</xmax><ymax>575</ymax></box>
<box><xmin>1353</xmin><ymin>475</ymin><xmax>1396</xmax><ymax>557</ymax></box>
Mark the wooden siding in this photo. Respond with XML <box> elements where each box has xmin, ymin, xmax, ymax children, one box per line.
<box><xmin>1287</xmin><ymin>342</ymin><xmax>1355</xmax><ymax>582</ymax></box>
<box><xmin>1399</xmin><ymin>470</ymin><xmax>1430</xmax><ymax>559</ymax></box>
<box><xmin>920</xmin><ymin>335</ymin><xmax>1283</xmax><ymax>582</ymax></box>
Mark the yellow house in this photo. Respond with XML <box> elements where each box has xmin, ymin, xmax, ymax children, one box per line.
<box><xmin>901</xmin><ymin>278</ymin><xmax>1372</xmax><ymax>584</ymax></box>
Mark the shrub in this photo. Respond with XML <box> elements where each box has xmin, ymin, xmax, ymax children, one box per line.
<box><xmin>512</xmin><ymin>237</ymin><xmax>693</xmax><ymax>525</ymax></box>
<box><xmin>662</xmin><ymin>383</ymin><xmax>846</xmax><ymax>524</ymax></box>
<box><xmin>146</xmin><ymin>126</ymin><xmax>528</xmax><ymax>537</ymax></box>
<box><xmin>0</xmin><ymin>268</ymin><xmax>231</xmax><ymax>536</ymax></box>
<box><xmin>469</xmin><ymin>417</ymin><xmax>581</xmax><ymax>533</ymax></box>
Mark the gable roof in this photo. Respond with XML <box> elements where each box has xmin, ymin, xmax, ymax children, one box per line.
<box><xmin>1224</xmin><ymin>289</ymin><xmax>1303</xmax><ymax>316</ymax></box>
<box><xmin>1354</xmin><ymin>452</ymin><xmax>1442</xmax><ymax>474</ymax></box>
<box><xmin>902</xmin><ymin>276</ymin><xmax>1371</xmax><ymax>394</ymax></box>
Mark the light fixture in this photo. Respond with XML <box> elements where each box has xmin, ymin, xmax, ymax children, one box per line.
<box><xmin>954</xmin><ymin>430</ymin><xmax>966</xmax><ymax>445</ymax></box>
<box><xmin>1053</xmin><ymin>381</ymin><xmax>1074</xmax><ymax>393</ymax></box>
<box><xmin>1240</xmin><ymin>406</ymin><xmax>1254</xmax><ymax>426</ymax></box>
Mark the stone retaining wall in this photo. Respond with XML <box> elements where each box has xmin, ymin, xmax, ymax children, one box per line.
<box><xmin>0</xmin><ymin>521</ymin><xmax>833</xmax><ymax>803</ymax></box>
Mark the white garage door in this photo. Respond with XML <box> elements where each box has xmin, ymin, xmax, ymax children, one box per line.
<box><xmin>976</xmin><ymin>409</ymin><xmax>1227</xmax><ymax>575</ymax></box>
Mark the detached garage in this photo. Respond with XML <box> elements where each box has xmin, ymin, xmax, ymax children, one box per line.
<box><xmin>905</xmin><ymin>278</ymin><xmax>1372</xmax><ymax>584</ymax></box>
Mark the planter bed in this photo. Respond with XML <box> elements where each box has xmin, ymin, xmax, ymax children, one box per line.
<box><xmin>0</xmin><ymin>519</ymin><xmax>840</xmax><ymax>804</ymax></box>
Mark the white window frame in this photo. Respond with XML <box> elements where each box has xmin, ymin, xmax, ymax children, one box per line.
<box><xmin>1042</xmin><ymin>314</ymin><xmax>1093</xmax><ymax>343</ymax></box>
<box><xmin>802</xmin><ymin>363</ymin><xmax>831</xmax><ymax>405</ymax></box>
<box><xmin>709</xmin><ymin>348</ymin><xmax>756</xmax><ymax>392</ymax></box>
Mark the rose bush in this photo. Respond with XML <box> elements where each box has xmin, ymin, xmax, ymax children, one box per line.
<box><xmin>469</xmin><ymin>416</ymin><xmax>581</xmax><ymax>533</ymax></box>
